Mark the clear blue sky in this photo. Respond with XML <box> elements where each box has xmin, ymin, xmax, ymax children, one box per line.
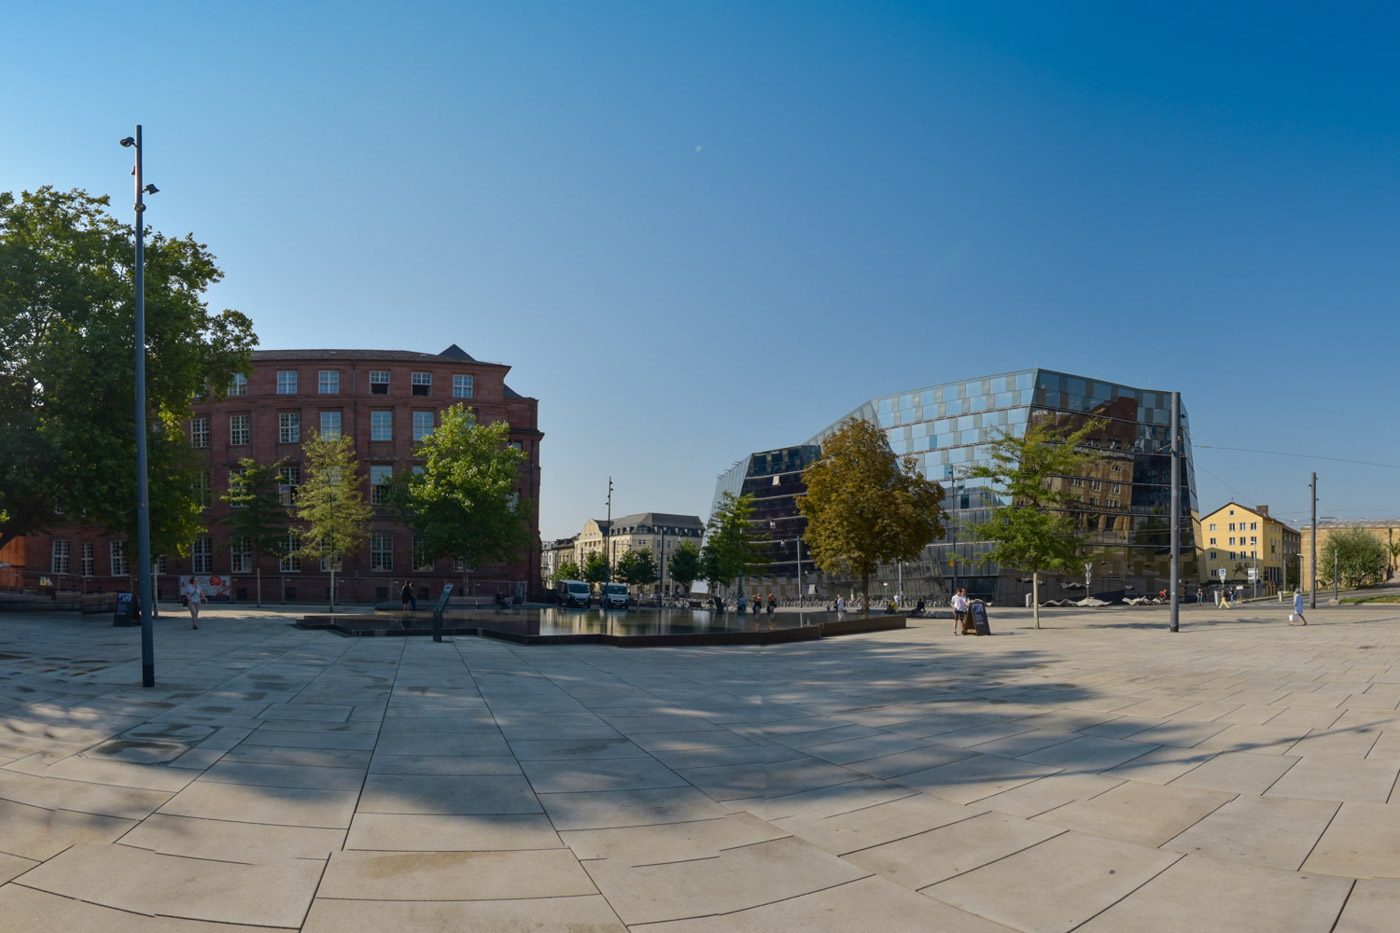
<box><xmin>7</xmin><ymin>2</ymin><xmax>1398</xmax><ymax>537</ymax></box>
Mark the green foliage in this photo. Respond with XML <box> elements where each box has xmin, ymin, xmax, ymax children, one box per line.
<box><xmin>581</xmin><ymin>551</ymin><xmax>610</xmax><ymax>585</ymax></box>
<box><xmin>965</xmin><ymin>416</ymin><xmax>1105</xmax><ymax>627</ymax></box>
<box><xmin>699</xmin><ymin>492</ymin><xmax>759</xmax><ymax>593</ymax></box>
<box><xmin>0</xmin><ymin>187</ymin><xmax>257</xmax><ymax>551</ymax></box>
<box><xmin>1319</xmin><ymin>527</ymin><xmax>1390</xmax><ymax>588</ymax></box>
<box><xmin>295</xmin><ymin>431</ymin><xmax>371</xmax><ymax>610</ymax></box>
<box><xmin>797</xmin><ymin>417</ymin><xmax>945</xmax><ymax>609</ymax></box>
<box><xmin>667</xmin><ymin>541</ymin><xmax>701</xmax><ymax>594</ymax></box>
<box><xmin>220</xmin><ymin>458</ymin><xmax>287</xmax><ymax>607</ymax></box>
<box><xmin>385</xmin><ymin>405</ymin><xmax>531</xmax><ymax>584</ymax></box>
<box><xmin>554</xmin><ymin>559</ymin><xmax>581</xmax><ymax>582</ymax></box>
<box><xmin>617</xmin><ymin>548</ymin><xmax>658</xmax><ymax>589</ymax></box>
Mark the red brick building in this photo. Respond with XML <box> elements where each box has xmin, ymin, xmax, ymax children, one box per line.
<box><xmin>26</xmin><ymin>344</ymin><xmax>542</xmax><ymax>604</ymax></box>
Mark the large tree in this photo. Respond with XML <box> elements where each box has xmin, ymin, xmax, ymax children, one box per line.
<box><xmin>385</xmin><ymin>404</ymin><xmax>532</xmax><ymax>595</ymax></box>
<box><xmin>668</xmin><ymin>541</ymin><xmax>701</xmax><ymax>596</ymax></box>
<box><xmin>699</xmin><ymin>492</ymin><xmax>759</xmax><ymax>597</ymax></box>
<box><xmin>616</xmin><ymin>548</ymin><xmax>658</xmax><ymax>593</ymax></box>
<box><xmin>295</xmin><ymin>431</ymin><xmax>372</xmax><ymax>612</ymax></box>
<box><xmin>221</xmin><ymin>458</ymin><xmax>287</xmax><ymax>607</ymax></box>
<box><xmin>966</xmin><ymin>416</ymin><xmax>1105</xmax><ymax>628</ymax></box>
<box><xmin>582</xmin><ymin>551</ymin><xmax>610</xmax><ymax>587</ymax></box>
<box><xmin>554</xmin><ymin>559</ymin><xmax>581</xmax><ymax>583</ymax></box>
<box><xmin>1319</xmin><ymin>527</ymin><xmax>1389</xmax><ymax>589</ymax></box>
<box><xmin>0</xmin><ymin>187</ymin><xmax>256</xmax><ymax>552</ymax></box>
<box><xmin>797</xmin><ymin>417</ymin><xmax>945</xmax><ymax>612</ymax></box>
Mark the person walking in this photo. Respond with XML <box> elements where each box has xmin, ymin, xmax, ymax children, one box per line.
<box><xmin>1290</xmin><ymin>588</ymin><xmax>1308</xmax><ymax>626</ymax></box>
<box><xmin>185</xmin><ymin>579</ymin><xmax>201</xmax><ymax>629</ymax></box>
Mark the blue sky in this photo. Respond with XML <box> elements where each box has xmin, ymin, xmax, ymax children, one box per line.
<box><xmin>6</xmin><ymin>1</ymin><xmax>1398</xmax><ymax>537</ymax></box>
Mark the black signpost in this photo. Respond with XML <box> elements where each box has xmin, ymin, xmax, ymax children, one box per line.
<box><xmin>432</xmin><ymin>583</ymin><xmax>455</xmax><ymax>643</ymax></box>
<box><xmin>113</xmin><ymin>593</ymin><xmax>137</xmax><ymax>626</ymax></box>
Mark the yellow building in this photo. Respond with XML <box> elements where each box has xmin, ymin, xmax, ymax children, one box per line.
<box><xmin>1300</xmin><ymin>519</ymin><xmax>1400</xmax><ymax>593</ymax></box>
<box><xmin>1198</xmin><ymin>502</ymin><xmax>1300</xmax><ymax>595</ymax></box>
<box><xmin>571</xmin><ymin>513</ymin><xmax>704</xmax><ymax>595</ymax></box>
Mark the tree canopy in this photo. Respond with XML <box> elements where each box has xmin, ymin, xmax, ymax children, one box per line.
<box><xmin>220</xmin><ymin>458</ymin><xmax>287</xmax><ymax>607</ymax></box>
<box><xmin>0</xmin><ymin>187</ymin><xmax>257</xmax><ymax>552</ymax></box>
<box><xmin>616</xmin><ymin>548</ymin><xmax>658</xmax><ymax>591</ymax></box>
<box><xmin>582</xmin><ymin>551</ymin><xmax>610</xmax><ymax>586</ymax></box>
<box><xmin>965</xmin><ymin>416</ymin><xmax>1104</xmax><ymax>628</ymax></box>
<box><xmin>700</xmin><ymin>492</ymin><xmax>759</xmax><ymax>595</ymax></box>
<box><xmin>797</xmin><ymin>417</ymin><xmax>945</xmax><ymax>610</ymax></box>
<box><xmin>295</xmin><ymin>431</ymin><xmax>371</xmax><ymax>611</ymax></box>
<box><xmin>668</xmin><ymin>541</ymin><xmax>701</xmax><ymax>595</ymax></box>
<box><xmin>386</xmin><ymin>404</ymin><xmax>531</xmax><ymax>588</ymax></box>
<box><xmin>554</xmin><ymin>559</ymin><xmax>581</xmax><ymax>583</ymax></box>
<box><xmin>1319</xmin><ymin>527</ymin><xmax>1390</xmax><ymax>589</ymax></box>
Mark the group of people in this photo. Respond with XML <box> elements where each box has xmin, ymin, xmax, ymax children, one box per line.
<box><xmin>735</xmin><ymin>593</ymin><xmax>778</xmax><ymax>615</ymax></box>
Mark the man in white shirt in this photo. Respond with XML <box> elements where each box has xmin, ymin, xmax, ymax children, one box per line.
<box><xmin>951</xmin><ymin>587</ymin><xmax>970</xmax><ymax>635</ymax></box>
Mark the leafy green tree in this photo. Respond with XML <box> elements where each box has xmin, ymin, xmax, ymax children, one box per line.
<box><xmin>295</xmin><ymin>431</ymin><xmax>371</xmax><ymax>612</ymax></box>
<box><xmin>617</xmin><ymin>548</ymin><xmax>658</xmax><ymax>592</ymax></box>
<box><xmin>582</xmin><ymin>551</ymin><xmax>610</xmax><ymax>588</ymax></box>
<box><xmin>0</xmin><ymin>187</ymin><xmax>256</xmax><ymax>551</ymax></box>
<box><xmin>221</xmin><ymin>458</ymin><xmax>288</xmax><ymax>607</ymax></box>
<box><xmin>385</xmin><ymin>404</ymin><xmax>531</xmax><ymax>595</ymax></box>
<box><xmin>668</xmin><ymin>541</ymin><xmax>701</xmax><ymax>596</ymax></box>
<box><xmin>555</xmin><ymin>559</ymin><xmax>581</xmax><ymax>582</ymax></box>
<box><xmin>965</xmin><ymin>416</ymin><xmax>1105</xmax><ymax>628</ymax></box>
<box><xmin>700</xmin><ymin>492</ymin><xmax>759</xmax><ymax>596</ymax></box>
<box><xmin>798</xmin><ymin>417</ymin><xmax>945</xmax><ymax>612</ymax></box>
<box><xmin>1319</xmin><ymin>527</ymin><xmax>1389</xmax><ymax>589</ymax></box>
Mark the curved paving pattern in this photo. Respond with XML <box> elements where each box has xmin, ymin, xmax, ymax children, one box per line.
<box><xmin>2</xmin><ymin>603</ymin><xmax>1399</xmax><ymax>931</ymax></box>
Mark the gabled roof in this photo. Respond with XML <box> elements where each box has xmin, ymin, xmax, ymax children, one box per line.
<box><xmin>609</xmin><ymin>512</ymin><xmax>705</xmax><ymax>532</ymax></box>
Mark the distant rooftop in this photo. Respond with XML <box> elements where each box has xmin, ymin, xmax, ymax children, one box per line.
<box><xmin>251</xmin><ymin>344</ymin><xmax>503</xmax><ymax>366</ymax></box>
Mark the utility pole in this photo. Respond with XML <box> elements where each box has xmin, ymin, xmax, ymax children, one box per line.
<box><xmin>605</xmin><ymin>477</ymin><xmax>613</xmax><ymax>584</ymax></box>
<box><xmin>1310</xmin><ymin>472</ymin><xmax>1317</xmax><ymax>610</ymax></box>
<box><xmin>1169</xmin><ymin>391</ymin><xmax>1180</xmax><ymax>633</ymax></box>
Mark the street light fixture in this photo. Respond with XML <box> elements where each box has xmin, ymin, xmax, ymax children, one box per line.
<box><xmin>122</xmin><ymin>125</ymin><xmax>157</xmax><ymax>687</ymax></box>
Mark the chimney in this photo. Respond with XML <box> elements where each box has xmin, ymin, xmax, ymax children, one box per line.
<box><xmin>1256</xmin><ymin>505</ymin><xmax>1269</xmax><ymax>517</ymax></box>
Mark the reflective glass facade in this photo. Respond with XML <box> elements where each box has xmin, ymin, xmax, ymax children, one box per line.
<box><xmin>712</xmin><ymin>369</ymin><xmax>1197</xmax><ymax>605</ymax></box>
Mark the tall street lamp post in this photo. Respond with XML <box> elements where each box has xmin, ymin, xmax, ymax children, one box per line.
<box><xmin>120</xmin><ymin>127</ymin><xmax>158</xmax><ymax>687</ymax></box>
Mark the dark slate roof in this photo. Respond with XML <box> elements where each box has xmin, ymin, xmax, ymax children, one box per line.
<box><xmin>610</xmin><ymin>512</ymin><xmax>705</xmax><ymax>532</ymax></box>
<box><xmin>251</xmin><ymin>346</ymin><xmax>501</xmax><ymax>365</ymax></box>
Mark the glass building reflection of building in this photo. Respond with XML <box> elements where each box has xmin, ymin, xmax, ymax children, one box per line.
<box><xmin>711</xmin><ymin>369</ymin><xmax>1198</xmax><ymax>606</ymax></box>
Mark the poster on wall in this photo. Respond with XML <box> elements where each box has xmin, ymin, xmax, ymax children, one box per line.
<box><xmin>179</xmin><ymin>575</ymin><xmax>231</xmax><ymax>602</ymax></box>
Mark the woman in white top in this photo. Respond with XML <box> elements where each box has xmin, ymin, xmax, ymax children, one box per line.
<box><xmin>186</xmin><ymin>581</ymin><xmax>201</xmax><ymax>629</ymax></box>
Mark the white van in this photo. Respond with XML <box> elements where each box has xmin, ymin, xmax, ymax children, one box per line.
<box><xmin>555</xmin><ymin>580</ymin><xmax>592</xmax><ymax>608</ymax></box>
<box><xmin>600</xmin><ymin>582</ymin><xmax>629</xmax><ymax>610</ymax></box>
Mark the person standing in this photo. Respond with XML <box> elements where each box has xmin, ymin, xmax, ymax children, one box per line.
<box><xmin>1290</xmin><ymin>588</ymin><xmax>1308</xmax><ymax>626</ymax></box>
<box><xmin>737</xmin><ymin>593</ymin><xmax>747</xmax><ymax>614</ymax></box>
<box><xmin>400</xmin><ymin>579</ymin><xmax>416</xmax><ymax>613</ymax></box>
<box><xmin>835</xmin><ymin>595</ymin><xmax>845</xmax><ymax>614</ymax></box>
<box><xmin>951</xmin><ymin>587</ymin><xmax>970</xmax><ymax>635</ymax></box>
<box><xmin>185</xmin><ymin>579</ymin><xmax>201</xmax><ymax>629</ymax></box>
<box><xmin>766</xmin><ymin>593</ymin><xmax>776</xmax><ymax>616</ymax></box>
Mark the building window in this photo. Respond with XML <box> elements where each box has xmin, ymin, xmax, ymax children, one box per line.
<box><xmin>371</xmin><ymin>533</ymin><xmax>393</xmax><ymax>571</ymax></box>
<box><xmin>279</xmin><ymin>464</ymin><xmax>301</xmax><ymax>505</ymax></box>
<box><xmin>156</xmin><ymin>555</ymin><xmax>168</xmax><ymax>574</ymax></box>
<box><xmin>369</xmin><ymin>370</ymin><xmax>389</xmax><ymax>395</ymax></box>
<box><xmin>319</xmin><ymin>370</ymin><xmax>339</xmax><ymax>394</ymax></box>
<box><xmin>229</xmin><ymin>373</ymin><xmax>248</xmax><ymax>396</ymax></box>
<box><xmin>191</xmin><ymin>536</ymin><xmax>213</xmax><ymax>574</ymax></box>
<box><xmin>1251</xmin><ymin>536</ymin><xmax>1258</xmax><ymax>546</ymax></box>
<box><xmin>190</xmin><ymin>417</ymin><xmax>210</xmax><ymax>448</ymax></box>
<box><xmin>194</xmin><ymin>470</ymin><xmax>212</xmax><ymax>509</ymax></box>
<box><xmin>320</xmin><ymin>411</ymin><xmax>341</xmax><ymax>440</ymax></box>
<box><xmin>1251</xmin><ymin>521</ymin><xmax>1258</xmax><ymax>531</ymax></box>
<box><xmin>231</xmin><ymin>536</ymin><xmax>252</xmax><ymax>573</ymax></box>
<box><xmin>280</xmin><ymin>532</ymin><xmax>301</xmax><ymax>572</ymax></box>
<box><xmin>371</xmin><ymin>410</ymin><xmax>392</xmax><ymax>441</ymax></box>
<box><xmin>51</xmin><ymin>540</ymin><xmax>71</xmax><ymax>574</ymax></box>
<box><xmin>412</xmin><ymin>372</ymin><xmax>431</xmax><ymax>396</ymax></box>
<box><xmin>229</xmin><ymin>413</ymin><xmax>250</xmax><ymax>445</ymax></box>
<box><xmin>279</xmin><ymin>412</ymin><xmax>300</xmax><ymax>444</ymax></box>
<box><xmin>413</xmin><ymin>535</ymin><xmax>433</xmax><ymax>571</ymax></box>
<box><xmin>1228</xmin><ymin>522</ymin><xmax>1235</xmax><ymax>532</ymax></box>
<box><xmin>453</xmin><ymin>374</ymin><xmax>473</xmax><ymax>399</ymax></box>
<box><xmin>453</xmin><ymin>556</ymin><xmax>467</xmax><ymax>573</ymax></box>
<box><xmin>80</xmin><ymin>542</ymin><xmax>94</xmax><ymax>576</ymax></box>
<box><xmin>276</xmin><ymin>371</ymin><xmax>298</xmax><ymax>394</ymax></box>
<box><xmin>1209</xmin><ymin>537</ymin><xmax>1216</xmax><ymax>545</ymax></box>
<box><xmin>413</xmin><ymin>411</ymin><xmax>434</xmax><ymax>441</ymax></box>
<box><xmin>510</xmin><ymin>441</ymin><xmax>523</xmax><ymax>452</ymax></box>
<box><xmin>1208</xmin><ymin>523</ymin><xmax>1216</xmax><ymax>531</ymax></box>
<box><xmin>1228</xmin><ymin>537</ymin><xmax>1235</xmax><ymax>546</ymax></box>
<box><xmin>370</xmin><ymin>465</ymin><xmax>392</xmax><ymax>504</ymax></box>
<box><xmin>110</xmin><ymin>540</ymin><xmax>129</xmax><ymax>576</ymax></box>
<box><xmin>1210</xmin><ymin>551</ymin><xmax>1217</xmax><ymax>560</ymax></box>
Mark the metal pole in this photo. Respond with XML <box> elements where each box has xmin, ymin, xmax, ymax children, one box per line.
<box><xmin>1334</xmin><ymin>550</ymin><xmax>1339</xmax><ymax>602</ymax></box>
<box><xmin>605</xmin><ymin>477</ymin><xmax>612</xmax><ymax>584</ymax></box>
<box><xmin>129</xmin><ymin>125</ymin><xmax>156</xmax><ymax>687</ymax></box>
<box><xmin>1169</xmin><ymin>391</ymin><xmax>1180</xmax><ymax>632</ymax></box>
<box><xmin>1310</xmin><ymin>473</ymin><xmax>1317</xmax><ymax>610</ymax></box>
<box><xmin>658</xmin><ymin>526</ymin><xmax>665</xmax><ymax>602</ymax></box>
<box><xmin>796</xmin><ymin>536</ymin><xmax>802</xmax><ymax>605</ymax></box>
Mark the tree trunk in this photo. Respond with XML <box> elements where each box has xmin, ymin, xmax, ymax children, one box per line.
<box><xmin>861</xmin><ymin>571</ymin><xmax>870</xmax><ymax>616</ymax></box>
<box><xmin>255</xmin><ymin>565</ymin><xmax>263</xmax><ymax>609</ymax></box>
<box><xmin>1032</xmin><ymin>570</ymin><xmax>1041</xmax><ymax>629</ymax></box>
<box><xmin>329</xmin><ymin>566</ymin><xmax>337</xmax><ymax>613</ymax></box>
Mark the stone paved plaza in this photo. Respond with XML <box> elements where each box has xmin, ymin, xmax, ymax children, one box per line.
<box><xmin>2</xmin><ymin>602</ymin><xmax>1399</xmax><ymax>931</ymax></box>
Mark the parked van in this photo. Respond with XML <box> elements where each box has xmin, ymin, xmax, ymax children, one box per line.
<box><xmin>600</xmin><ymin>582</ymin><xmax>629</xmax><ymax>610</ymax></box>
<box><xmin>555</xmin><ymin>579</ymin><xmax>592</xmax><ymax>608</ymax></box>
